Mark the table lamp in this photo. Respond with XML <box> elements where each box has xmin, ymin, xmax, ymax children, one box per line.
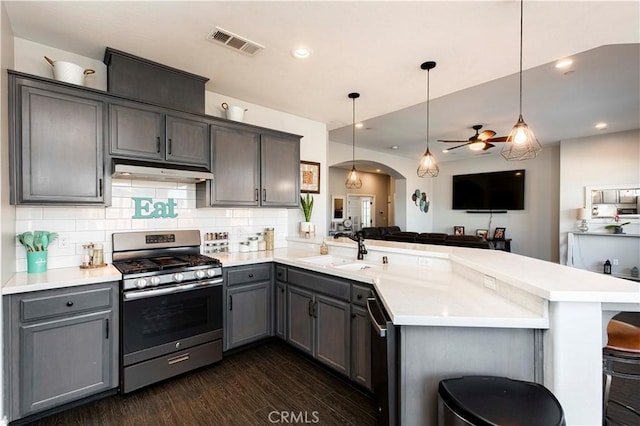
<box><xmin>577</xmin><ymin>208</ymin><xmax>590</xmax><ymax>232</ymax></box>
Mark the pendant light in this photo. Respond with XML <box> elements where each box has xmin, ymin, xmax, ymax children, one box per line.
<box><xmin>417</xmin><ymin>61</ymin><xmax>439</xmax><ymax>178</ymax></box>
<box><xmin>501</xmin><ymin>0</ymin><xmax>542</xmax><ymax>161</ymax></box>
<box><xmin>345</xmin><ymin>92</ymin><xmax>363</xmax><ymax>189</ymax></box>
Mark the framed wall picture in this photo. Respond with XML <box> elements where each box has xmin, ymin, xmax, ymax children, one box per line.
<box><xmin>300</xmin><ymin>161</ymin><xmax>320</xmax><ymax>194</ymax></box>
<box><xmin>476</xmin><ymin>229</ymin><xmax>488</xmax><ymax>239</ymax></box>
<box><xmin>453</xmin><ymin>226</ymin><xmax>465</xmax><ymax>236</ymax></box>
<box><xmin>493</xmin><ymin>227</ymin><xmax>506</xmax><ymax>240</ymax></box>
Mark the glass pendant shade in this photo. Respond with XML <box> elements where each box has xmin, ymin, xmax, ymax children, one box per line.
<box><xmin>345</xmin><ymin>165</ymin><xmax>362</xmax><ymax>189</ymax></box>
<box><xmin>502</xmin><ymin>0</ymin><xmax>542</xmax><ymax>162</ymax></box>
<box><xmin>345</xmin><ymin>92</ymin><xmax>363</xmax><ymax>189</ymax></box>
<box><xmin>417</xmin><ymin>61</ymin><xmax>438</xmax><ymax>178</ymax></box>
<box><xmin>501</xmin><ymin>114</ymin><xmax>542</xmax><ymax>161</ymax></box>
<box><xmin>468</xmin><ymin>141</ymin><xmax>486</xmax><ymax>151</ymax></box>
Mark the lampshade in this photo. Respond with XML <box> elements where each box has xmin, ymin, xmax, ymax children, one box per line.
<box><xmin>345</xmin><ymin>92</ymin><xmax>362</xmax><ymax>189</ymax></box>
<box><xmin>417</xmin><ymin>61</ymin><xmax>439</xmax><ymax>178</ymax></box>
<box><xmin>577</xmin><ymin>208</ymin><xmax>591</xmax><ymax>220</ymax></box>
<box><xmin>501</xmin><ymin>0</ymin><xmax>542</xmax><ymax>162</ymax></box>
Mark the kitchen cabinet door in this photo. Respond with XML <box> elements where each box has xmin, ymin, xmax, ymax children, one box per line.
<box><xmin>275</xmin><ymin>280</ymin><xmax>287</xmax><ymax>340</ymax></box>
<box><xmin>314</xmin><ymin>294</ymin><xmax>350</xmax><ymax>376</ymax></box>
<box><xmin>208</xmin><ymin>124</ymin><xmax>260</xmax><ymax>206</ymax></box>
<box><xmin>260</xmin><ymin>133</ymin><xmax>300</xmax><ymax>207</ymax></box>
<box><xmin>350</xmin><ymin>305</ymin><xmax>372</xmax><ymax>390</ymax></box>
<box><xmin>109</xmin><ymin>103</ymin><xmax>164</xmax><ymax>161</ymax></box>
<box><xmin>165</xmin><ymin>114</ymin><xmax>210</xmax><ymax>168</ymax></box>
<box><xmin>19</xmin><ymin>310</ymin><xmax>114</xmax><ymax>416</ymax></box>
<box><xmin>13</xmin><ymin>83</ymin><xmax>105</xmax><ymax>204</ymax></box>
<box><xmin>286</xmin><ymin>285</ymin><xmax>314</xmax><ymax>356</ymax></box>
<box><xmin>226</xmin><ymin>282</ymin><xmax>271</xmax><ymax>350</ymax></box>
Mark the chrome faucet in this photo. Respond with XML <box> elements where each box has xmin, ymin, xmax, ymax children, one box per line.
<box><xmin>333</xmin><ymin>232</ymin><xmax>368</xmax><ymax>260</ymax></box>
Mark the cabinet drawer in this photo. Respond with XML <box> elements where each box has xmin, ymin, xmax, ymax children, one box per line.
<box><xmin>287</xmin><ymin>268</ymin><xmax>350</xmax><ymax>301</ymax></box>
<box><xmin>227</xmin><ymin>264</ymin><xmax>272</xmax><ymax>286</ymax></box>
<box><xmin>275</xmin><ymin>265</ymin><xmax>287</xmax><ymax>282</ymax></box>
<box><xmin>351</xmin><ymin>284</ymin><xmax>373</xmax><ymax>307</ymax></box>
<box><xmin>21</xmin><ymin>287</ymin><xmax>112</xmax><ymax>321</ymax></box>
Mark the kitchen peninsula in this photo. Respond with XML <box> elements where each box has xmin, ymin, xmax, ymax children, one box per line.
<box><xmin>4</xmin><ymin>237</ymin><xmax>639</xmax><ymax>425</ymax></box>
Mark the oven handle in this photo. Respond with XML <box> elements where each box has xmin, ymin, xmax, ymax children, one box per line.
<box><xmin>367</xmin><ymin>297</ymin><xmax>387</xmax><ymax>338</ymax></box>
<box><xmin>124</xmin><ymin>278</ymin><xmax>224</xmax><ymax>300</ymax></box>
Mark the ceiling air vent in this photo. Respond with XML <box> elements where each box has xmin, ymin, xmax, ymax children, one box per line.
<box><xmin>207</xmin><ymin>27</ymin><xmax>264</xmax><ymax>57</ymax></box>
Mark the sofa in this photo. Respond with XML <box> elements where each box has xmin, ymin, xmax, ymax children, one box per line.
<box><xmin>360</xmin><ymin>227</ymin><xmax>494</xmax><ymax>249</ymax></box>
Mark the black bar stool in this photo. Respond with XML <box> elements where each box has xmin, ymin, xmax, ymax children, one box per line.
<box><xmin>603</xmin><ymin>319</ymin><xmax>640</xmax><ymax>424</ymax></box>
<box><xmin>438</xmin><ymin>376</ymin><xmax>565</xmax><ymax>426</ymax></box>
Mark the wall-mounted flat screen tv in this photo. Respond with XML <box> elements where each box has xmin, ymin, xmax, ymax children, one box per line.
<box><xmin>452</xmin><ymin>169</ymin><xmax>525</xmax><ymax>210</ymax></box>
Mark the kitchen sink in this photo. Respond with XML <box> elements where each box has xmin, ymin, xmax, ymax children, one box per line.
<box><xmin>297</xmin><ymin>255</ymin><xmax>354</xmax><ymax>266</ymax></box>
<box><xmin>334</xmin><ymin>262</ymin><xmax>380</xmax><ymax>271</ymax></box>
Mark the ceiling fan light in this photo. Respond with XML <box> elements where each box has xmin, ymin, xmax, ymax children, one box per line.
<box><xmin>501</xmin><ymin>115</ymin><xmax>542</xmax><ymax>161</ymax></box>
<box><xmin>417</xmin><ymin>148</ymin><xmax>439</xmax><ymax>177</ymax></box>
<box><xmin>345</xmin><ymin>166</ymin><xmax>363</xmax><ymax>189</ymax></box>
<box><xmin>468</xmin><ymin>141</ymin><xmax>485</xmax><ymax>151</ymax></box>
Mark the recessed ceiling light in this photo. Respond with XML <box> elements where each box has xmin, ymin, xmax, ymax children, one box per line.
<box><xmin>390</xmin><ymin>145</ymin><xmax>399</xmax><ymax>150</ymax></box>
<box><xmin>355</xmin><ymin>123</ymin><xmax>364</xmax><ymax>129</ymax></box>
<box><xmin>292</xmin><ymin>47</ymin><xmax>312</xmax><ymax>59</ymax></box>
<box><xmin>595</xmin><ymin>122</ymin><xmax>608</xmax><ymax>130</ymax></box>
<box><xmin>555</xmin><ymin>59</ymin><xmax>573</xmax><ymax>69</ymax></box>
<box><xmin>376</xmin><ymin>169</ymin><xmax>381</xmax><ymax>173</ymax></box>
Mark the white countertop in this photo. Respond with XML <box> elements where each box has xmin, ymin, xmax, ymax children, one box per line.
<box><xmin>2</xmin><ymin>264</ymin><xmax>122</xmax><ymax>295</ymax></box>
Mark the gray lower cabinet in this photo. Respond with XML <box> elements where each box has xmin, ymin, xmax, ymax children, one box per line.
<box><xmin>3</xmin><ymin>282</ymin><xmax>119</xmax><ymax>421</ymax></box>
<box><xmin>286</xmin><ymin>285</ymin><xmax>315</xmax><ymax>355</ymax></box>
<box><xmin>109</xmin><ymin>101</ymin><xmax>210</xmax><ymax>169</ymax></box>
<box><xmin>9</xmin><ymin>72</ymin><xmax>106</xmax><ymax>205</ymax></box>
<box><xmin>314</xmin><ymin>294</ymin><xmax>350</xmax><ymax>376</ymax></box>
<box><xmin>224</xmin><ymin>264</ymin><xmax>273</xmax><ymax>351</ymax></box>
<box><xmin>197</xmin><ymin>124</ymin><xmax>301</xmax><ymax>208</ymax></box>
<box><xmin>350</xmin><ymin>305</ymin><xmax>372</xmax><ymax>390</ymax></box>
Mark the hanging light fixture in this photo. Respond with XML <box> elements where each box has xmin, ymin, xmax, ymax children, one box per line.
<box><xmin>417</xmin><ymin>61</ymin><xmax>439</xmax><ymax>177</ymax></box>
<box><xmin>501</xmin><ymin>0</ymin><xmax>542</xmax><ymax>161</ymax></box>
<box><xmin>345</xmin><ymin>92</ymin><xmax>363</xmax><ymax>189</ymax></box>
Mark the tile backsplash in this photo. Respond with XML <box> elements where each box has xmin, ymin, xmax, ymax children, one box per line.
<box><xmin>15</xmin><ymin>179</ymin><xmax>296</xmax><ymax>271</ymax></box>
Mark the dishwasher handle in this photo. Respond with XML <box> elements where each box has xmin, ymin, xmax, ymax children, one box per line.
<box><xmin>367</xmin><ymin>297</ymin><xmax>387</xmax><ymax>338</ymax></box>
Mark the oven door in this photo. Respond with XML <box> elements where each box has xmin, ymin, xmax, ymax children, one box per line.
<box><xmin>122</xmin><ymin>279</ymin><xmax>223</xmax><ymax>366</ymax></box>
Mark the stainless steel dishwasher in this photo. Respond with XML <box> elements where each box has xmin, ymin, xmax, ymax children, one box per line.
<box><xmin>367</xmin><ymin>293</ymin><xmax>399</xmax><ymax>426</ymax></box>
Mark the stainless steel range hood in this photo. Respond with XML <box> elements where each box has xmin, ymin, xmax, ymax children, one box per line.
<box><xmin>113</xmin><ymin>163</ymin><xmax>213</xmax><ymax>183</ymax></box>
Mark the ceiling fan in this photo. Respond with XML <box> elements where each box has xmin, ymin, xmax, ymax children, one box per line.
<box><xmin>438</xmin><ymin>124</ymin><xmax>508</xmax><ymax>152</ymax></box>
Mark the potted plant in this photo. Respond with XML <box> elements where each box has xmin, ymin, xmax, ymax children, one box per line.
<box><xmin>300</xmin><ymin>193</ymin><xmax>315</xmax><ymax>237</ymax></box>
<box><xmin>605</xmin><ymin>221</ymin><xmax>630</xmax><ymax>234</ymax></box>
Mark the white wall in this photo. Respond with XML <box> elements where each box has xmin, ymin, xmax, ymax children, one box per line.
<box><xmin>432</xmin><ymin>146</ymin><xmax>560</xmax><ymax>261</ymax></box>
<box><xmin>1</xmin><ymin>3</ymin><xmax>15</xmax><ymax>422</ymax></box>
<box><xmin>559</xmin><ymin>129</ymin><xmax>640</xmax><ymax>265</ymax></box>
<box><xmin>328</xmin><ymin>141</ymin><xmax>433</xmax><ymax>232</ymax></box>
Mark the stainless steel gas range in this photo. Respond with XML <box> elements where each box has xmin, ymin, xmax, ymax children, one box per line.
<box><xmin>112</xmin><ymin>230</ymin><xmax>223</xmax><ymax>394</ymax></box>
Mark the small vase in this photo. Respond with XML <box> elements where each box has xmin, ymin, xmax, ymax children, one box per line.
<box><xmin>300</xmin><ymin>222</ymin><xmax>315</xmax><ymax>238</ymax></box>
<box><xmin>27</xmin><ymin>251</ymin><xmax>48</xmax><ymax>273</ymax></box>
<box><xmin>613</xmin><ymin>227</ymin><xmax>624</xmax><ymax>234</ymax></box>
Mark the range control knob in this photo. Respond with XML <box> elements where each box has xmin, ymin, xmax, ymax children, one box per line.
<box><xmin>173</xmin><ymin>272</ymin><xmax>184</xmax><ymax>283</ymax></box>
<box><xmin>206</xmin><ymin>269</ymin><xmax>218</xmax><ymax>278</ymax></box>
<box><xmin>135</xmin><ymin>278</ymin><xmax>147</xmax><ymax>289</ymax></box>
<box><xmin>149</xmin><ymin>276</ymin><xmax>161</xmax><ymax>287</ymax></box>
<box><xmin>194</xmin><ymin>270</ymin><xmax>206</xmax><ymax>280</ymax></box>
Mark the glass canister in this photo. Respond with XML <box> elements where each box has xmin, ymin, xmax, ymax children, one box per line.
<box><xmin>248</xmin><ymin>236</ymin><xmax>259</xmax><ymax>252</ymax></box>
<box><xmin>92</xmin><ymin>243</ymin><xmax>104</xmax><ymax>266</ymax></box>
<box><xmin>239</xmin><ymin>241</ymin><xmax>250</xmax><ymax>253</ymax></box>
<box><xmin>265</xmin><ymin>227</ymin><xmax>275</xmax><ymax>250</ymax></box>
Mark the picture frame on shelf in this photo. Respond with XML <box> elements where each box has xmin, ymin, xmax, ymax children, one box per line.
<box><xmin>300</xmin><ymin>161</ymin><xmax>321</xmax><ymax>194</ymax></box>
<box><xmin>493</xmin><ymin>227</ymin><xmax>506</xmax><ymax>240</ymax></box>
<box><xmin>453</xmin><ymin>226</ymin><xmax>465</xmax><ymax>236</ymax></box>
<box><xmin>476</xmin><ymin>229</ymin><xmax>488</xmax><ymax>239</ymax></box>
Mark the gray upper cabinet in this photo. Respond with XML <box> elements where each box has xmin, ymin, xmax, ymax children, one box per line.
<box><xmin>109</xmin><ymin>102</ymin><xmax>210</xmax><ymax>169</ymax></box>
<box><xmin>9</xmin><ymin>73</ymin><xmax>106</xmax><ymax>205</ymax></box>
<box><xmin>3</xmin><ymin>282</ymin><xmax>119</xmax><ymax>422</ymax></box>
<box><xmin>197</xmin><ymin>123</ymin><xmax>301</xmax><ymax>208</ymax></box>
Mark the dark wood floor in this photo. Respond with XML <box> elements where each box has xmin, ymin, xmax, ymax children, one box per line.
<box><xmin>29</xmin><ymin>341</ymin><xmax>376</xmax><ymax>426</ymax></box>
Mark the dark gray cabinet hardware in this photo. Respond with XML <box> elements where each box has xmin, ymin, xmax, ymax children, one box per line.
<box><xmin>248</xmin><ymin>273</ymin><xmax>254</xmax><ymax>278</ymax></box>
<box><xmin>156</xmin><ymin>136</ymin><xmax>161</xmax><ymax>152</ymax></box>
<box><xmin>197</xmin><ymin>124</ymin><xmax>300</xmax><ymax>207</ymax></box>
<box><xmin>280</xmin><ymin>287</ymin><xmax>285</xmax><ymax>293</ymax></box>
<box><xmin>229</xmin><ymin>295</ymin><xmax>233</xmax><ymax>311</ymax></box>
<box><xmin>99</xmin><ymin>178</ymin><xmax>103</xmax><ymax>197</ymax></box>
<box><xmin>351</xmin><ymin>313</ymin><xmax>357</xmax><ymax>319</ymax></box>
<box><xmin>308</xmin><ymin>299</ymin><xmax>313</xmax><ymax>317</ymax></box>
<box><xmin>9</xmin><ymin>73</ymin><xmax>107</xmax><ymax>205</ymax></box>
<box><xmin>168</xmin><ymin>138</ymin><xmax>172</xmax><ymax>154</ymax></box>
<box><xmin>66</xmin><ymin>301</ymin><xmax>74</xmax><ymax>307</ymax></box>
<box><xmin>313</xmin><ymin>301</ymin><xmax>318</xmax><ymax>318</ymax></box>
<box><xmin>357</xmin><ymin>294</ymin><xmax>363</xmax><ymax>300</ymax></box>
<box><xmin>106</xmin><ymin>318</ymin><xmax>109</xmax><ymax>339</ymax></box>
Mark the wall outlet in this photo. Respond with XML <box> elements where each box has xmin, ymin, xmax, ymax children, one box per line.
<box><xmin>613</xmin><ymin>259</ymin><xmax>619</xmax><ymax>265</ymax></box>
<box><xmin>484</xmin><ymin>275</ymin><xmax>497</xmax><ymax>290</ymax></box>
<box><xmin>418</xmin><ymin>257</ymin><xmax>431</xmax><ymax>266</ymax></box>
<box><xmin>58</xmin><ymin>234</ymin><xmax>69</xmax><ymax>249</ymax></box>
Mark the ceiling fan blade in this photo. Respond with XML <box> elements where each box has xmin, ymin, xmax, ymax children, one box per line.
<box><xmin>482</xmin><ymin>143</ymin><xmax>495</xmax><ymax>151</ymax></box>
<box><xmin>478</xmin><ymin>130</ymin><xmax>496</xmax><ymax>141</ymax></box>
<box><xmin>486</xmin><ymin>136</ymin><xmax>508</xmax><ymax>142</ymax></box>
<box><xmin>438</xmin><ymin>139</ymin><xmax>469</xmax><ymax>143</ymax></box>
<box><xmin>445</xmin><ymin>142</ymin><xmax>471</xmax><ymax>151</ymax></box>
